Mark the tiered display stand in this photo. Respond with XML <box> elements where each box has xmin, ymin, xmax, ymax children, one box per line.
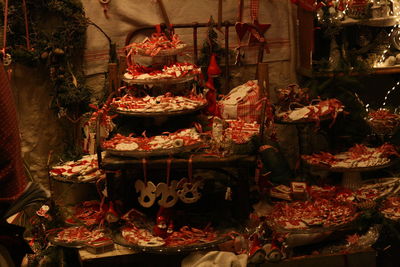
<box><xmin>95</xmin><ymin>33</ymin><xmax>266</xmax><ymax>254</ymax></box>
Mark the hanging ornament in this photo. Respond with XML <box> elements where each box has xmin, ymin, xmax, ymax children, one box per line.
<box><xmin>105</xmin><ymin>201</ymin><xmax>119</xmax><ymax>223</ymax></box>
<box><xmin>155</xmin><ymin>158</ymin><xmax>178</xmax><ymax>208</ymax></box>
<box><xmin>235</xmin><ymin>22</ymin><xmax>249</xmax><ymax>44</ymax></box>
<box><xmin>135</xmin><ymin>180</ymin><xmax>157</xmax><ymax>208</ymax></box>
<box><xmin>207</xmin><ymin>53</ymin><xmax>222</xmax><ymax>77</ymax></box>
<box><xmin>225</xmin><ymin>187</ymin><xmax>232</xmax><ymax>201</ymax></box>
<box><xmin>2</xmin><ymin>53</ymin><xmax>12</xmax><ymax>67</ymax></box>
<box><xmin>153</xmin><ymin>207</ymin><xmax>174</xmax><ymax>238</ymax></box>
<box><xmin>176</xmin><ymin>156</ymin><xmax>203</xmax><ymax>204</ymax></box>
<box><xmin>99</xmin><ymin>0</ymin><xmax>110</xmax><ymax>18</ymax></box>
<box><xmin>177</xmin><ymin>178</ymin><xmax>203</xmax><ymax>204</ymax></box>
<box><xmin>248</xmin><ymin>0</ymin><xmax>271</xmax><ymax>53</ymax></box>
<box><xmin>248</xmin><ymin>21</ymin><xmax>271</xmax><ymax>48</ymax></box>
<box><xmin>135</xmin><ymin>159</ymin><xmax>157</xmax><ymax>208</ymax></box>
<box><xmin>156</xmin><ymin>181</ymin><xmax>178</xmax><ymax>208</ymax></box>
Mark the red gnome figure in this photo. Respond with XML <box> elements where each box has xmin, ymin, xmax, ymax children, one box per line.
<box><xmin>205</xmin><ymin>53</ymin><xmax>221</xmax><ymax>116</ymax></box>
<box><xmin>153</xmin><ymin>207</ymin><xmax>174</xmax><ymax>238</ymax></box>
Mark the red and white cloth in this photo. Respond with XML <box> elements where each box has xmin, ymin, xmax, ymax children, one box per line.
<box><xmin>219</xmin><ymin>80</ymin><xmax>262</xmax><ymax>123</ymax></box>
<box><xmin>0</xmin><ymin>66</ymin><xmax>28</xmax><ymax>203</ymax></box>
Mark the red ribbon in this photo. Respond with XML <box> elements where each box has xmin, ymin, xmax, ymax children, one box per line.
<box><xmin>166</xmin><ymin>157</ymin><xmax>172</xmax><ymax>185</ymax></box>
<box><xmin>21</xmin><ymin>0</ymin><xmax>31</xmax><ymax>50</ymax></box>
<box><xmin>250</xmin><ymin>0</ymin><xmax>259</xmax><ymax>22</ymax></box>
<box><xmin>188</xmin><ymin>155</ymin><xmax>193</xmax><ymax>182</ymax></box>
<box><xmin>142</xmin><ymin>158</ymin><xmax>147</xmax><ymax>183</ymax></box>
<box><xmin>2</xmin><ymin>0</ymin><xmax>8</xmax><ymax>55</ymax></box>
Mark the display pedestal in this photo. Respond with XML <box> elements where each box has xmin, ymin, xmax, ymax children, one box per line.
<box><xmin>341</xmin><ymin>171</ymin><xmax>362</xmax><ymax>190</ymax></box>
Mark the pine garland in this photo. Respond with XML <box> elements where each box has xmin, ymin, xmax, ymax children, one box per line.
<box><xmin>198</xmin><ymin>16</ymin><xmax>228</xmax><ymax>93</ymax></box>
<box><xmin>1</xmin><ymin>0</ymin><xmax>91</xmax><ymax>119</ymax></box>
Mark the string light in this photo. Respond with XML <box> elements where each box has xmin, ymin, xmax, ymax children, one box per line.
<box><xmin>382</xmin><ymin>81</ymin><xmax>400</xmax><ymax>107</ymax></box>
<box><xmin>354</xmin><ymin>92</ymin><xmax>370</xmax><ymax>113</ymax></box>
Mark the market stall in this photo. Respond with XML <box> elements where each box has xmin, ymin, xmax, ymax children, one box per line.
<box><xmin>2</xmin><ymin>1</ymin><xmax>400</xmax><ymax>267</ymax></box>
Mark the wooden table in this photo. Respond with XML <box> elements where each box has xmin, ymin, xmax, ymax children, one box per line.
<box><xmin>78</xmin><ymin>244</ymin><xmax>187</xmax><ymax>267</ymax></box>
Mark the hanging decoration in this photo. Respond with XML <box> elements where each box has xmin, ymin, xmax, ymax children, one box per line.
<box><xmin>155</xmin><ymin>158</ymin><xmax>179</xmax><ymax>208</ymax></box>
<box><xmin>234</xmin><ymin>0</ymin><xmax>271</xmax><ymax>65</ymax></box>
<box><xmin>135</xmin><ymin>159</ymin><xmax>157</xmax><ymax>208</ymax></box>
<box><xmin>248</xmin><ymin>0</ymin><xmax>271</xmax><ymax>50</ymax></box>
<box><xmin>176</xmin><ymin>156</ymin><xmax>203</xmax><ymax>204</ymax></box>
<box><xmin>198</xmin><ymin>16</ymin><xmax>227</xmax><ymax>94</ymax></box>
<box><xmin>0</xmin><ymin>0</ymin><xmax>91</xmax><ymax>121</ymax></box>
<box><xmin>99</xmin><ymin>0</ymin><xmax>111</xmax><ymax>18</ymax></box>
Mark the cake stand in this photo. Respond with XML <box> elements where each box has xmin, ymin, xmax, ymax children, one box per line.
<box><xmin>305</xmin><ymin>160</ymin><xmax>397</xmax><ymax>190</ymax></box>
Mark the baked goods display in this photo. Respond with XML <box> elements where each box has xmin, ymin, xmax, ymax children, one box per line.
<box><xmin>365</xmin><ymin>109</ymin><xmax>400</xmax><ymax>135</ymax></box>
<box><xmin>126</xmin><ymin>33</ymin><xmax>187</xmax><ymax>57</ymax></box>
<box><xmin>111</xmin><ymin>93</ymin><xmax>206</xmax><ymax>116</ymax></box>
<box><xmin>380</xmin><ymin>197</ymin><xmax>400</xmax><ymax>221</ymax></box>
<box><xmin>49</xmin><ymin>154</ymin><xmax>104</xmax><ymax>182</ymax></box>
<box><xmin>51</xmin><ymin>226</ymin><xmax>111</xmax><ymax>248</ymax></box>
<box><xmin>102</xmin><ymin>128</ymin><xmax>202</xmax><ymax>156</ymax></box>
<box><xmin>274</xmin><ymin>84</ymin><xmax>344</xmax><ymax>124</ymax></box>
<box><xmin>225</xmin><ymin>120</ymin><xmax>259</xmax><ymax>144</ymax></box>
<box><xmin>355</xmin><ymin>178</ymin><xmax>400</xmax><ymax>201</ymax></box>
<box><xmin>275</xmin><ymin>99</ymin><xmax>344</xmax><ymax>124</ymax></box>
<box><xmin>123</xmin><ymin>63</ymin><xmax>201</xmax><ymax>84</ymax></box>
<box><xmin>267</xmin><ymin>199</ymin><xmax>357</xmax><ymax>231</ymax></box>
<box><xmin>302</xmin><ymin>143</ymin><xmax>399</xmax><ymax>169</ymax></box>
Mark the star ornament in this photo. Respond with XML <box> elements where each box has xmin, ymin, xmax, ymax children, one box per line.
<box><xmin>248</xmin><ymin>20</ymin><xmax>271</xmax><ymax>53</ymax></box>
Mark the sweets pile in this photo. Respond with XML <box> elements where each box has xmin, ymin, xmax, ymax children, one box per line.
<box><xmin>124</xmin><ymin>63</ymin><xmax>201</xmax><ymax>81</ymax></box>
<box><xmin>49</xmin><ymin>154</ymin><xmax>104</xmax><ymax>182</ymax></box>
<box><xmin>126</xmin><ymin>33</ymin><xmax>186</xmax><ymax>57</ymax></box>
<box><xmin>102</xmin><ymin>128</ymin><xmax>202</xmax><ymax>151</ymax></box>
<box><xmin>302</xmin><ymin>143</ymin><xmax>399</xmax><ymax>169</ymax></box>
<box><xmin>111</xmin><ymin>93</ymin><xmax>206</xmax><ymax>114</ymax></box>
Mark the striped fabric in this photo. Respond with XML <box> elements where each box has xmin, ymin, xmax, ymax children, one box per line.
<box><xmin>0</xmin><ymin>66</ymin><xmax>28</xmax><ymax>203</ymax></box>
<box><xmin>219</xmin><ymin>81</ymin><xmax>262</xmax><ymax>123</ymax></box>
<box><xmin>237</xmin><ymin>87</ymin><xmax>262</xmax><ymax>122</ymax></box>
<box><xmin>250</xmin><ymin>0</ymin><xmax>260</xmax><ymax>21</ymax></box>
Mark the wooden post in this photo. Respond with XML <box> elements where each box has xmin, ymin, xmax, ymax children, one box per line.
<box><xmin>108</xmin><ymin>63</ymin><xmax>118</xmax><ymax>93</ymax></box>
<box><xmin>237</xmin><ymin>0</ymin><xmax>244</xmax><ymax>22</ymax></box>
<box><xmin>156</xmin><ymin>0</ymin><xmax>172</xmax><ymax>35</ymax></box>
<box><xmin>257</xmin><ymin>62</ymin><xmax>269</xmax><ymax>97</ymax></box>
<box><xmin>118</xmin><ymin>55</ymin><xmax>127</xmax><ymax>89</ymax></box>
<box><xmin>218</xmin><ymin>0</ymin><xmax>223</xmax><ymax>29</ymax></box>
<box><xmin>257</xmin><ymin>63</ymin><xmax>269</xmax><ymax>140</ymax></box>
<box><xmin>224</xmin><ymin>23</ymin><xmax>230</xmax><ymax>94</ymax></box>
<box><xmin>193</xmin><ymin>23</ymin><xmax>198</xmax><ymax>65</ymax></box>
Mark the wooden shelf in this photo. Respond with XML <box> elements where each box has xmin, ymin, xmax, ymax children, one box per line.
<box><xmin>297</xmin><ymin>66</ymin><xmax>400</xmax><ymax>78</ymax></box>
<box><xmin>296</xmin><ymin>7</ymin><xmax>400</xmax><ymax>77</ymax></box>
<box><xmin>101</xmin><ymin>153</ymin><xmax>257</xmax><ymax>170</ymax></box>
<box><xmin>340</xmin><ymin>16</ymin><xmax>400</xmax><ymax>27</ymax></box>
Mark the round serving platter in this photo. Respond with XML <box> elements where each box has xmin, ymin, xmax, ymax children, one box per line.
<box><xmin>274</xmin><ymin>113</ymin><xmax>338</xmax><ymax>125</ymax></box>
<box><xmin>112</xmin><ymin>230</ymin><xmax>232</xmax><ymax>254</ymax></box>
<box><xmin>103</xmin><ymin>142</ymin><xmax>203</xmax><ymax>158</ymax></box>
<box><xmin>131</xmin><ymin>44</ymin><xmax>188</xmax><ymax>57</ymax></box>
<box><xmin>123</xmin><ymin>74</ymin><xmax>196</xmax><ymax>85</ymax></box>
<box><xmin>305</xmin><ymin>158</ymin><xmax>397</xmax><ymax>173</ymax></box>
<box><xmin>111</xmin><ymin>103</ymin><xmax>207</xmax><ymax>117</ymax></box>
